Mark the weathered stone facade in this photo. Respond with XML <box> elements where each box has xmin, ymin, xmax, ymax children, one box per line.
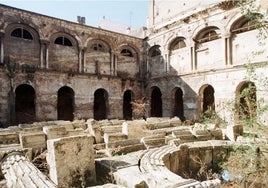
<box><xmin>0</xmin><ymin>4</ymin><xmax>144</xmax><ymax>126</ymax></box>
<box><xmin>145</xmin><ymin>0</ymin><xmax>268</xmax><ymax>125</ymax></box>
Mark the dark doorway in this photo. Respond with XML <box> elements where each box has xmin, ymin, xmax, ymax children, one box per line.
<box><xmin>237</xmin><ymin>82</ymin><xmax>256</xmax><ymax>120</ymax></box>
<box><xmin>15</xmin><ymin>84</ymin><xmax>36</xmax><ymax>124</ymax></box>
<box><xmin>123</xmin><ymin>90</ymin><xmax>133</xmax><ymax>120</ymax></box>
<box><xmin>173</xmin><ymin>88</ymin><xmax>184</xmax><ymax>120</ymax></box>
<box><xmin>203</xmin><ymin>85</ymin><xmax>215</xmax><ymax>112</ymax></box>
<box><xmin>151</xmin><ymin>87</ymin><xmax>162</xmax><ymax>117</ymax></box>
<box><xmin>94</xmin><ymin>89</ymin><xmax>108</xmax><ymax>120</ymax></box>
<box><xmin>57</xmin><ymin>86</ymin><xmax>74</xmax><ymax>121</ymax></box>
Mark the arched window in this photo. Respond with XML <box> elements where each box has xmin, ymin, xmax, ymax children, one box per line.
<box><xmin>91</xmin><ymin>43</ymin><xmax>106</xmax><ymax>52</ymax></box>
<box><xmin>149</xmin><ymin>46</ymin><xmax>161</xmax><ymax>57</ymax></box>
<box><xmin>121</xmin><ymin>49</ymin><xmax>133</xmax><ymax>57</ymax></box>
<box><xmin>195</xmin><ymin>27</ymin><xmax>220</xmax><ymax>43</ymax></box>
<box><xmin>231</xmin><ymin>17</ymin><xmax>256</xmax><ymax>34</ymax></box>
<box><xmin>11</xmin><ymin>28</ymin><xmax>33</xmax><ymax>40</ymax></box>
<box><xmin>54</xmin><ymin>36</ymin><xmax>72</xmax><ymax>46</ymax></box>
<box><xmin>170</xmin><ymin>38</ymin><xmax>186</xmax><ymax>51</ymax></box>
<box><xmin>197</xmin><ymin>30</ymin><xmax>219</xmax><ymax>43</ymax></box>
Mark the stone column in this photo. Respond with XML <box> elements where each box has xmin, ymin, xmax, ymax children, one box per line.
<box><xmin>40</xmin><ymin>39</ymin><xmax>50</xmax><ymax>69</ymax></box>
<box><xmin>110</xmin><ymin>51</ymin><xmax>114</xmax><ymax>76</ymax></box>
<box><xmin>190</xmin><ymin>44</ymin><xmax>196</xmax><ymax>71</ymax></box>
<box><xmin>78</xmin><ymin>46</ymin><xmax>85</xmax><ymax>73</ymax></box>
<box><xmin>1</xmin><ymin>153</ymin><xmax>56</xmax><ymax>188</ymax></box>
<box><xmin>223</xmin><ymin>33</ymin><xmax>232</xmax><ymax>65</ymax></box>
<box><xmin>114</xmin><ymin>53</ymin><xmax>118</xmax><ymax>76</ymax></box>
<box><xmin>165</xmin><ymin>52</ymin><xmax>170</xmax><ymax>73</ymax></box>
<box><xmin>0</xmin><ymin>32</ymin><xmax>4</xmax><ymax>63</ymax></box>
<box><xmin>47</xmin><ymin>135</ymin><xmax>96</xmax><ymax>187</ymax></box>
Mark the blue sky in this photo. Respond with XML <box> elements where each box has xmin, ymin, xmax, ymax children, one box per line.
<box><xmin>0</xmin><ymin>0</ymin><xmax>149</xmax><ymax>29</ymax></box>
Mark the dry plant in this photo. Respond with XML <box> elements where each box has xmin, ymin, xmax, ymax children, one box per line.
<box><xmin>221</xmin><ymin>144</ymin><xmax>268</xmax><ymax>188</ymax></box>
<box><xmin>130</xmin><ymin>97</ymin><xmax>149</xmax><ymax>119</ymax></box>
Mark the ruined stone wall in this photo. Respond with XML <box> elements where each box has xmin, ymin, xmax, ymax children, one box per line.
<box><xmin>0</xmin><ymin>5</ymin><xmax>144</xmax><ymax>126</ymax></box>
<box><xmin>146</xmin><ymin>2</ymin><xmax>268</xmax><ymax>124</ymax></box>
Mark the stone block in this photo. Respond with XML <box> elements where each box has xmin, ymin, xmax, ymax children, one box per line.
<box><xmin>169</xmin><ymin>117</ymin><xmax>182</xmax><ymax>126</ymax></box>
<box><xmin>67</xmin><ymin>128</ymin><xmax>85</xmax><ymax>137</ymax></box>
<box><xmin>87</xmin><ymin>119</ymin><xmax>102</xmax><ymax>143</ymax></box>
<box><xmin>109</xmin><ymin>143</ymin><xmax>145</xmax><ymax>156</ymax></box>
<box><xmin>209</xmin><ymin>129</ymin><xmax>223</xmax><ymax>140</ymax></box>
<box><xmin>113</xmin><ymin>166</ymin><xmax>149</xmax><ymax>188</ymax></box>
<box><xmin>141</xmin><ymin>134</ymin><xmax>166</xmax><ymax>149</ymax></box>
<box><xmin>102</xmin><ymin>125</ymin><xmax>122</xmax><ymax>134</ymax></box>
<box><xmin>43</xmin><ymin>126</ymin><xmax>68</xmax><ymax>140</ymax></box>
<box><xmin>19</xmin><ymin>132</ymin><xmax>46</xmax><ymax>149</ymax></box>
<box><xmin>225</xmin><ymin>124</ymin><xmax>243</xmax><ymax>141</ymax></box>
<box><xmin>0</xmin><ymin>133</ymin><xmax>19</xmax><ymax>144</ymax></box>
<box><xmin>72</xmin><ymin>120</ymin><xmax>87</xmax><ymax>130</ymax></box>
<box><xmin>106</xmin><ymin>138</ymin><xmax>140</xmax><ymax>148</ymax></box>
<box><xmin>47</xmin><ymin>135</ymin><xmax>96</xmax><ymax>187</ymax></box>
<box><xmin>104</xmin><ymin>133</ymin><xmax>127</xmax><ymax>144</ymax></box>
<box><xmin>172</xmin><ymin>129</ymin><xmax>195</xmax><ymax>141</ymax></box>
<box><xmin>191</xmin><ymin>129</ymin><xmax>212</xmax><ymax>141</ymax></box>
<box><xmin>122</xmin><ymin>120</ymin><xmax>148</xmax><ymax>139</ymax></box>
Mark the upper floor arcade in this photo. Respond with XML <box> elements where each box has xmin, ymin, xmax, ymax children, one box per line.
<box><xmin>146</xmin><ymin>2</ymin><xmax>268</xmax><ymax>78</ymax></box>
<box><xmin>0</xmin><ymin>4</ymin><xmax>144</xmax><ymax>80</ymax></box>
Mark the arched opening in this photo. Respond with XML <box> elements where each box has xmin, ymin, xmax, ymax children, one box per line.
<box><xmin>123</xmin><ymin>90</ymin><xmax>133</xmax><ymax>120</ymax></box>
<box><xmin>236</xmin><ymin>82</ymin><xmax>257</xmax><ymax>121</ymax></box>
<box><xmin>203</xmin><ymin>85</ymin><xmax>215</xmax><ymax>112</ymax></box>
<box><xmin>94</xmin><ymin>89</ymin><xmax>108</xmax><ymax>120</ymax></box>
<box><xmin>15</xmin><ymin>84</ymin><xmax>36</xmax><ymax>124</ymax></box>
<box><xmin>150</xmin><ymin>87</ymin><xmax>162</xmax><ymax>117</ymax></box>
<box><xmin>57</xmin><ymin>86</ymin><xmax>75</xmax><ymax>121</ymax></box>
<box><xmin>173</xmin><ymin>88</ymin><xmax>184</xmax><ymax>120</ymax></box>
<box><xmin>195</xmin><ymin>27</ymin><xmax>220</xmax><ymax>43</ymax></box>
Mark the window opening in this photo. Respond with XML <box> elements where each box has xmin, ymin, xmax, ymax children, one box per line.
<box><xmin>197</xmin><ymin>30</ymin><xmax>219</xmax><ymax>43</ymax></box>
<box><xmin>11</xmin><ymin>28</ymin><xmax>33</xmax><ymax>40</ymax></box>
<box><xmin>121</xmin><ymin>49</ymin><xmax>133</xmax><ymax>57</ymax></box>
<box><xmin>232</xmin><ymin>20</ymin><xmax>255</xmax><ymax>34</ymax></box>
<box><xmin>150</xmin><ymin>48</ymin><xmax>161</xmax><ymax>57</ymax></box>
<box><xmin>91</xmin><ymin>43</ymin><xmax>105</xmax><ymax>52</ymax></box>
<box><xmin>170</xmin><ymin>39</ymin><xmax>186</xmax><ymax>51</ymax></box>
<box><xmin>54</xmin><ymin>36</ymin><xmax>73</xmax><ymax>46</ymax></box>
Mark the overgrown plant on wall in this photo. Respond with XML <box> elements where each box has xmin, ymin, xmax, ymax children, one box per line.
<box><xmin>220</xmin><ymin>0</ymin><xmax>268</xmax><ymax>187</ymax></box>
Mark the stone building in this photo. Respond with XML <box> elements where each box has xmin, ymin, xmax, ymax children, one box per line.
<box><xmin>145</xmin><ymin>0</ymin><xmax>268</xmax><ymax>125</ymax></box>
<box><xmin>0</xmin><ymin>4</ymin><xmax>144</xmax><ymax>126</ymax></box>
<box><xmin>0</xmin><ymin>0</ymin><xmax>268</xmax><ymax>127</ymax></box>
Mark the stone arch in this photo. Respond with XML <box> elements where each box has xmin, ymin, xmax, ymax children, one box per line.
<box><xmin>199</xmin><ymin>84</ymin><xmax>215</xmax><ymax>114</ymax></box>
<box><xmin>150</xmin><ymin>86</ymin><xmax>162</xmax><ymax>117</ymax></box>
<box><xmin>15</xmin><ymin>84</ymin><xmax>36</xmax><ymax>124</ymax></box>
<box><xmin>194</xmin><ymin>26</ymin><xmax>221</xmax><ymax>43</ymax></box>
<box><xmin>49</xmin><ymin>32</ymin><xmax>79</xmax><ymax>72</ymax></box>
<box><xmin>4</xmin><ymin>23</ymin><xmax>40</xmax><ymax>67</ymax></box>
<box><xmin>148</xmin><ymin>45</ymin><xmax>161</xmax><ymax>57</ymax></box>
<box><xmin>235</xmin><ymin>81</ymin><xmax>257</xmax><ymax>121</ymax></box>
<box><xmin>171</xmin><ymin>87</ymin><xmax>184</xmax><ymax>120</ymax></box>
<box><xmin>230</xmin><ymin>15</ymin><xmax>261</xmax><ymax>34</ymax></box>
<box><xmin>168</xmin><ymin>37</ymin><xmax>187</xmax><ymax>52</ymax></box>
<box><xmin>57</xmin><ymin>86</ymin><xmax>75</xmax><ymax>121</ymax></box>
<box><xmin>117</xmin><ymin>44</ymin><xmax>139</xmax><ymax>78</ymax></box>
<box><xmin>85</xmin><ymin>39</ymin><xmax>111</xmax><ymax>74</ymax></box>
<box><xmin>94</xmin><ymin>88</ymin><xmax>109</xmax><ymax>120</ymax></box>
<box><xmin>191</xmin><ymin>21</ymin><xmax>223</xmax><ymax>40</ymax></box>
<box><xmin>123</xmin><ymin>90</ymin><xmax>134</xmax><ymax>120</ymax></box>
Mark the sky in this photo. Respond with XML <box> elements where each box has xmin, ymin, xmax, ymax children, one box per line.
<box><xmin>0</xmin><ymin>0</ymin><xmax>149</xmax><ymax>29</ymax></box>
